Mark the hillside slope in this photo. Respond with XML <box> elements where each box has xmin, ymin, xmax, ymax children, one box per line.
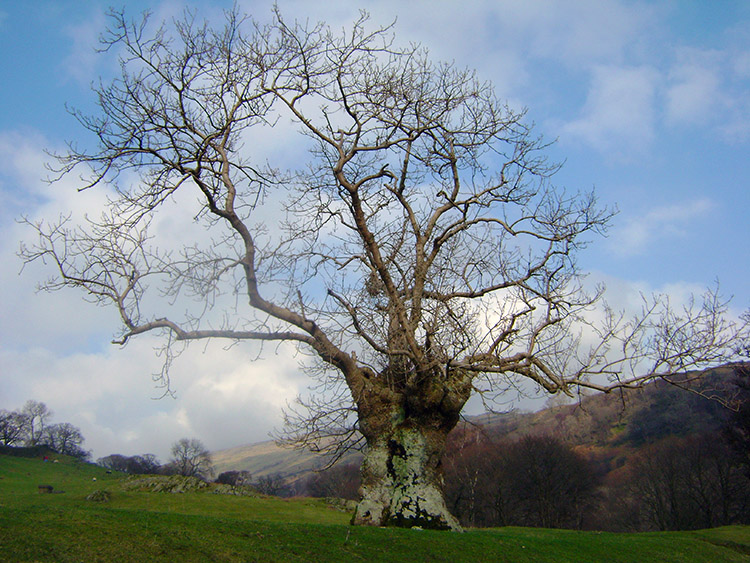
<box><xmin>212</xmin><ymin>440</ymin><xmax>328</xmax><ymax>478</ymax></box>
<box><xmin>212</xmin><ymin>364</ymin><xmax>743</xmax><ymax>480</ymax></box>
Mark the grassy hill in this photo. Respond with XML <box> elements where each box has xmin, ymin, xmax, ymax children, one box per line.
<box><xmin>2</xmin><ymin>451</ymin><xmax>750</xmax><ymax>561</ymax></box>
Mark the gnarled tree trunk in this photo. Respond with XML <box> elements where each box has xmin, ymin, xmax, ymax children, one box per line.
<box><xmin>351</xmin><ymin>371</ymin><xmax>471</xmax><ymax>531</ymax></box>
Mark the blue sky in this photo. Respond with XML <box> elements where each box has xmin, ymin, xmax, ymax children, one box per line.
<box><xmin>1</xmin><ymin>0</ymin><xmax>748</xmax><ymax>461</ymax></box>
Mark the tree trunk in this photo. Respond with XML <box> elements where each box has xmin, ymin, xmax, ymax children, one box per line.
<box><xmin>352</xmin><ymin>422</ymin><xmax>461</xmax><ymax>530</ymax></box>
<box><xmin>350</xmin><ymin>374</ymin><xmax>471</xmax><ymax>531</ymax></box>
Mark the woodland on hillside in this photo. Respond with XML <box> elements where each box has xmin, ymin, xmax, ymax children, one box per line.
<box><xmin>291</xmin><ymin>364</ymin><xmax>750</xmax><ymax>531</ymax></box>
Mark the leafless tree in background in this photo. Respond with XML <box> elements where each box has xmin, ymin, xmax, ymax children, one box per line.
<box><xmin>252</xmin><ymin>473</ymin><xmax>287</xmax><ymax>496</ymax></box>
<box><xmin>169</xmin><ymin>438</ymin><xmax>214</xmax><ymax>480</ymax></box>
<box><xmin>0</xmin><ymin>410</ymin><xmax>28</xmax><ymax>446</ymax></box>
<box><xmin>20</xmin><ymin>400</ymin><xmax>52</xmax><ymax>446</ymax></box>
<box><xmin>97</xmin><ymin>453</ymin><xmax>161</xmax><ymax>474</ymax></box>
<box><xmin>216</xmin><ymin>470</ymin><xmax>253</xmax><ymax>488</ymax></box>
<box><xmin>42</xmin><ymin>422</ymin><xmax>89</xmax><ymax>458</ymax></box>
<box><xmin>20</xmin><ymin>8</ymin><xmax>748</xmax><ymax>529</ymax></box>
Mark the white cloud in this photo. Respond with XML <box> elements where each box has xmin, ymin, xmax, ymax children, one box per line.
<box><xmin>260</xmin><ymin>0</ymin><xmax>656</xmax><ymax>107</ymax></box>
<box><xmin>492</xmin><ymin>0</ymin><xmax>656</xmax><ymax>67</ymax></box>
<box><xmin>60</xmin><ymin>9</ymin><xmax>107</xmax><ymax>85</ymax></box>
<box><xmin>666</xmin><ymin>50</ymin><xmax>724</xmax><ymax>126</ymax></box>
<box><xmin>561</xmin><ymin>65</ymin><xmax>659</xmax><ymax>155</ymax></box>
<box><xmin>609</xmin><ymin>198</ymin><xmax>715</xmax><ymax>257</ymax></box>
<box><xmin>0</xmin><ymin>134</ymin><xmax>117</xmax><ymax>352</ymax></box>
<box><xmin>586</xmin><ymin>272</ymin><xmax>706</xmax><ymax>316</ymax></box>
<box><xmin>1</xmin><ymin>331</ymin><xmax>309</xmax><ymax>461</ymax></box>
<box><xmin>660</xmin><ymin>41</ymin><xmax>750</xmax><ymax>142</ymax></box>
<box><xmin>0</xmin><ymin>130</ymin><xmax>55</xmax><ymax>200</ymax></box>
<box><xmin>0</xmin><ymin>130</ymin><xmax>311</xmax><ymax>461</ymax></box>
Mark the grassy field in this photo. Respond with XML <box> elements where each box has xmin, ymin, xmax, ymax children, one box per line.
<box><xmin>1</xmin><ymin>453</ymin><xmax>749</xmax><ymax>562</ymax></box>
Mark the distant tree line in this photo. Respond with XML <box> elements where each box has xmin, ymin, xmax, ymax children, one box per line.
<box><xmin>604</xmin><ymin>433</ymin><xmax>750</xmax><ymax>531</ymax></box>
<box><xmin>442</xmin><ymin>433</ymin><xmax>599</xmax><ymax>529</ymax></box>
<box><xmin>97</xmin><ymin>453</ymin><xmax>162</xmax><ymax>475</ymax></box>
<box><xmin>0</xmin><ymin>400</ymin><xmax>89</xmax><ymax>459</ymax></box>
<box><xmin>97</xmin><ymin>437</ymin><xmax>215</xmax><ymax>480</ymax></box>
<box><xmin>441</xmin><ymin>429</ymin><xmax>750</xmax><ymax>531</ymax></box>
<box><xmin>98</xmin><ymin>438</ymin><xmax>300</xmax><ymax>497</ymax></box>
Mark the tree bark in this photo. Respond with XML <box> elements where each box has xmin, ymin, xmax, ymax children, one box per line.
<box><xmin>351</xmin><ymin>373</ymin><xmax>471</xmax><ymax>531</ymax></box>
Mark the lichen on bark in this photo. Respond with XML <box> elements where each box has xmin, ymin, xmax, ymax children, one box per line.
<box><xmin>352</xmin><ymin>398</ymin><xmax>465</xmax><ymax>531</ymax></box>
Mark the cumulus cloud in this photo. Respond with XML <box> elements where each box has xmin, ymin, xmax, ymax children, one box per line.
<box><xmin>0</xmin><ymin>134</ymin><xmax>115</xmax><ymax>351</ymax></box>
<box><xmin>0</xmin><ymin>130</ymin><xmax>310</xmax><ymax>461</ymax></box>
<box><xmin>1</xmin><ymin>337</ymin><xmax>308</xmax><ymax>460</ymax></box>
<box><xmin>608</xmin><ymin>198</ymin><xmax>716</xmax><ymax>257</ymax></box>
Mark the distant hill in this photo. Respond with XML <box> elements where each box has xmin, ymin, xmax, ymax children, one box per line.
<box><xmin>212</xmin><ymin>438</ymin><xmax>363</xmax><ymax>481</ymax></box>
<box><xmin>471</xmin><ymin>363</ymin><xmax>739</xmax><ymax>446</ymax></box>
<box><xmin>212</xmin><ymin>363</ymin><xmax>744</xmax><ymax>481</ymax></box>
<box><xmin>213</xmin><ymin>440</ymin><xmax>330</xmax><ymax>479</ymax></box>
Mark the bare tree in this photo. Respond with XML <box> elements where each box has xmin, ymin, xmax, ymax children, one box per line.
<box><xmin>444</xmin><ymin>428</ymin><xmax>506</xmax><ymax>527</ymax></box>
<box><xmin>501</xmin><ymin>435</ymin><xmax>599</xmax><ymax>529</ymax></box>
<box><xmin>444</xmin><ymin>433</ymin><xmax>599</xmax><ymax>529</ymax></box>
<box><xmin>0</xmin><ymin>409</ymin><xmax>29</xmax><ymax>446</ymax></box>
<box><xmin>42</xmin><ymin>422</ymin><xmax>89</xmax><ymax>459</ymax></box>
<box><xmin>725</xmin><ymin>365</ymin><xmax>750</xmax><ymax>477</ymax></box>
<box><xmin>169</xmin><ymin>438</ymin><xmax>214</xmax><ymax>480</ymax></box>
<box><xmin>620</xmin><ymin>434</ymin><xmax>750</xmax><ymax>531</ymax></box>
<box><xmin>136</xmin><ymin>453</ymin><xmax>162</xmax><ymax>474</ymax></box>
<box><xmin>98</xmin><ymin>453</ymin><xmax>161</xmax><ymax>474</ymax></box>
<box><xmin>97</xmin><ymin>454</ymin><xmax>132</xmax><ymax>472</ymax></box>
<box><xmin>20</xmin><ymin>8</ymin><xmax>748</xmax><ymax>529</ymax></box>
<box><xmin>253</xmin><ymin>473</ymin><xmax>287</xmax><ymax>497</ymax></box>
<box><xmin>20</xmin><ymin>400</ymin><xmax>52</xmax><ymax>446</ymax></box>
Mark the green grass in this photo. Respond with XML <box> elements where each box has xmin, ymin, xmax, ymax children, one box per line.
<box><xmin>1</xmin><ymin>453</ymin><xmax>749</xmax><ymax>562</ymax></box>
